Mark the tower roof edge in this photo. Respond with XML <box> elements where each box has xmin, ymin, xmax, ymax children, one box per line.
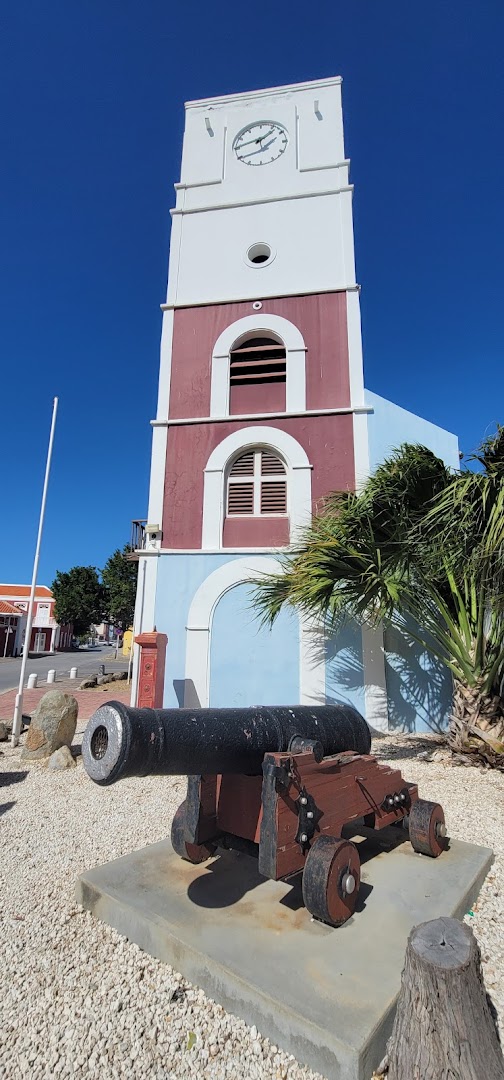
<box><xmin>184</xmin><ymin>76</ymin><xmax>343</xmax><ymax>111</ymax></box>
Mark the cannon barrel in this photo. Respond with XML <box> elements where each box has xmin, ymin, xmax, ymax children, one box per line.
<box><xmin>82</xmin><ymin>701</ymin><xmax>371</xmax><ymax>786</ymax></box>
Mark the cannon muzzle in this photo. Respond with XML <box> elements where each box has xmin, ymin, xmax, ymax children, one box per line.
<box><xmin>82</xmin><ymin>701</ymin><xmax>371</xmax><ymax>786</ymax></box>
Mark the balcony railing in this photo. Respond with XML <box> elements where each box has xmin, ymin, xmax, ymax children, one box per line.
<box><xmin>127</xmin><ymin>520</ymin><xmax>147</xmax><ymax>560</ymax></box>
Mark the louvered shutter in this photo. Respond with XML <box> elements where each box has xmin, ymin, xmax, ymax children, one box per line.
<box><xmin>229</xmin><ymin>452</ymin><xmax>254</xmax><ymax>476</ymax></box>
<box><xmin>260</xmin><ymin>481</ymin><xmax>287</xmax><ymax>514</ymax></box>
<box><xmin>227</xmin><ymin>482</ymin><xmax>254</xmax><ymax>515</ymax></box>
<box><xmin>228</xmin><ymin>451</ymin><xmax>254</xmax><ymax>514</ymax></box>
<box><xmin>261</xmin><ymin>451</ymin><xmax>286</xmax><ymax>475</ymax></box>
<box><xmin>229</xmin><ymin>337</ymin><xmax>286</xmax><ymax>385</ymax></box>
<box><xmin>260</xmin><ymin>451</ymin><xmax>287</xmax><ymax>514</ymax></box>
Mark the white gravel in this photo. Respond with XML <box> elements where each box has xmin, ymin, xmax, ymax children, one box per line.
<box><xmin>0</xmin><ymin>728</ymin><xmax>502</xmax><ymax>1080</ymax></box>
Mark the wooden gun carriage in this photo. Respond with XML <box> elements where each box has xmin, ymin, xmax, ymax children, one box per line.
<box><xmin>82</xmin><ymin>702</ymin><xmax>447</xmax><ymax>929</ymax></box>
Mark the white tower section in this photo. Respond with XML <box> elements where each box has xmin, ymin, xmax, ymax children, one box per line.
<box><xmin>165</xmin><ymin>77</ymin><xmax>357</xmax><ymax>308</ymax></box>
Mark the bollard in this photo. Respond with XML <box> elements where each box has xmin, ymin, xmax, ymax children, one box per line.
<box><xmin>70</xmin><ymin>667</ymin><xmax>78</xmax><ymax>679</ymax></box>
<box><xmin>27</xmin><ymin>673</ymin><xmax>38</xmax><ymax>689</ymax></box>
<box><xmin>99</xmin><ymin>664</ymin><xmax>105</xmax><ymax>676</ymax></box>
<box><xmin>47</xmin><ymin>670</ymin><xmax>55</xmax><ymax>684</ymax></box>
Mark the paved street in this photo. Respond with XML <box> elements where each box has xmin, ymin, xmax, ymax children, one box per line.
<box><xmin>0</xmin><ymin>645</ymin><xmax>128</xmax><ymax>694</ymax></box>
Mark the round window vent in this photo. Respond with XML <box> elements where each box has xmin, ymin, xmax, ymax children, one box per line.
<box><xmin>246</xmin><ymin>243</ymin><xmax>274</xmax><ymax>267</ymax></box>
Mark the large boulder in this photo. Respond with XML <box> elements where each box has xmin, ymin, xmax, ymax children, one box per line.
<box><xmin>21</xmin><ymin>691</ymin><xmax>78</xmax><ymax>761</ymax></box>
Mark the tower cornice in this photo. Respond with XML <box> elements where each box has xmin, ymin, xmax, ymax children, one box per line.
<box><xmin>184</xmin><ymin>76</ymin><xmax>342</xmax><ymax>110</ymax></box>
<box><xmin>160</xmin><ymin>284</ymin><xmax>361</xmax><ymax>312</ymax></box>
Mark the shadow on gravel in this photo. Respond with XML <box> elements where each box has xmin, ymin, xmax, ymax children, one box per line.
<box><xmin>372</xmin><ymin>737</ymin><xmax>446</xmax><ymax>763</ymax></box>
<box><xmin>0</xmin><ymin>770</ymin><xmax>29</xmax><ymax>787</ymax></box>
<box><xmin>0</xmin><ymin>800</ymin><xmax>16</xmax><ymax>816</ymax></box>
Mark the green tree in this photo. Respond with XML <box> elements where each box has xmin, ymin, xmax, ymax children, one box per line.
<box><xmin>102</xmin><ymin>546</ymin><xmax>138</xmax><ymax>631</ymax></box>
<box><xmin>252</xmin><ymin>431</ymin><xmax>504</xmax><ymax>768</ymax></box>
<box><xmin>52</xmin><ymin>566</ymin><xmax>105</xmax><ymax>638</ymax></box>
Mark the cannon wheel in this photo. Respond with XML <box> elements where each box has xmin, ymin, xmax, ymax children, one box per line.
<box><xmin>302</xmin><ymin>835</ymin><xmax>361</xmax><ymax>928</ymax></box>
<box><xmin>409</xmin><ymin>799</ymin><xmax>447</xmax><ymax>857</ymax></box>
<box><xmin>171</xmin><ymin>801</ymin><xmax>216</xmax><ymax>864</ymax></box>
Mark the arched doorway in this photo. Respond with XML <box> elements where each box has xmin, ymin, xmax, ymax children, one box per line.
<box><xmin>209</xmin><ymin>581</ymin><xmax>299</xmax><ymax>707</ymax></box>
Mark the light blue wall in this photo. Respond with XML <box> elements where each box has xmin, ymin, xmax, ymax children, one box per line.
<box><xmin>153</xmin><ymin>552</ymin><xmax>451</xmax><ymax>730</ymax></box>
<box><xmin>154</xmin><ymin>553</ymin><xmax>365</xmax><ymax>714</ymax></box>
<box><xmin>154</xmin><ymin>552</ymin><xmax>298</xmax><ymax>708</ymax></box>
<box><xmin>366</xmin><ymin>389</ymin><xmax>457</xmax><ymax>733</ymax></box>
<box><xmin>384</xmin><ymin>621</ymin><xmax>452</xmax><ymax>734</ymax></box>
<box><xmin>325</xmin><ymin>620</ymin><xmax>366</xmax><ymax>716</ymax></box>
<box><xmin>210</xmin><ymin>583</ymin><xmax>299</xmax><ymax>706</ymax></box>
<box><xmin>155</xmin><ymin>553</ymin><xmax>251</xmax><ymax>707</ymax></box>
<box><xmin>366</xmin><ymin>389</ymin><xmax>459</xmax><ymax>472</ymax></box>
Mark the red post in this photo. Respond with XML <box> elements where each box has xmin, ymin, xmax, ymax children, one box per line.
<box><xmin>134</xmin><ymin>631</ymin><xmax>168</xmax><ymax>709</ymax></box>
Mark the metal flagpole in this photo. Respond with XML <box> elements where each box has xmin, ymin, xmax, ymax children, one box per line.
<box><xmin>3</xmin><ymin>616</ymin><xmax>12</xmax><ymax>659</ymax></box>
<box><xmin>11</xmin><ymin>397</ymin><xmax>59</xmax><ymax>746</ymax></box>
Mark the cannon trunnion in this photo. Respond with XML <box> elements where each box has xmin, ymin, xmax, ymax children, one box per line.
<box><xmin>82</xmin><ymin>702</ymin><xmax>448</xmax><ymax>929</ymax></box>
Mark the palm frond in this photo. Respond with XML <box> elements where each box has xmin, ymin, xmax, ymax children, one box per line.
<box><xmin>250</xmin><ymin>437</ymin><xmax>504</xmax><ymax>726</ymax></box>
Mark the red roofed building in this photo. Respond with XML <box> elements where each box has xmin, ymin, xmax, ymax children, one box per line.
<box><xmin>0</xmin><ymin>600</ymin><xmax>23</xmax><ymax>659</ymax></box>
<box><xmin>0</xmin><ymin>585</ymin><xmax>73</xmax><ymax>656</ymax></box>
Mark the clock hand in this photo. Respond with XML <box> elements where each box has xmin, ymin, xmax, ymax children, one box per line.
<box><xmin>255</xmin><ymin>127</ymin><xmax>275</xmax><ymax>143</ymax></box>
<box><xmin>237</xmin><ymin>127</ymin><xmax>276</xmax><ymax>150</ymax></box>
<box><xmin>238</xmin><ymin>137</ymin><xmax>276</xmax><ymax>160</ymax></box>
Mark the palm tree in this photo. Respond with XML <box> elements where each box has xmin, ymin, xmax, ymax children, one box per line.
<box><xmin>252</xmin><ymin>431</ymin><xmax>504</xmax><ymax>768</ymax></box>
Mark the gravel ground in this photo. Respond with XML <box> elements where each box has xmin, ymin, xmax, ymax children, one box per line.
<box><xmin>0</xmin><ymin>727</ymin><xmax>502</xmax><ymax>1080</ymax></box>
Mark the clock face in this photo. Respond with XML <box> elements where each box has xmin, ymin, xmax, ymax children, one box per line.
<box><xmin>233</xmin><ymin>122</ymin><xmax>288</xmax><ymax>166</ymax></box>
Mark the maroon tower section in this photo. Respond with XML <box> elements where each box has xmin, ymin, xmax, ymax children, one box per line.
<box><xmin>162</xmin><ymin>292</ymin><xmax>356</xmax><ymax>550</ymax></box>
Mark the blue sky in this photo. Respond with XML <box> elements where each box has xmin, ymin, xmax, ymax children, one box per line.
<box><xmin>2</xmin><ymin>1</ymin><xmax>503</xmax><ymax>586</ymax></box>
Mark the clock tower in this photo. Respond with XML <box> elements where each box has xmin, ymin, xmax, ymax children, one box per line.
<box><xmin>133</xmin><ymin>77</ymin><xmax>459</xmax><ymax>733</ymax></box>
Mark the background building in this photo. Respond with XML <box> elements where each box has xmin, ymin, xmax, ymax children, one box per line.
<box><xmin>0</xmin><ymin>584</ymin><xmax>73</xmax><ymax>655</ymax></box>
<box><xmin>0</xmin><ymin>600</ymin><xmax>23</xmax><ymax>658</ymax></box>
<box><xmin>132</xmin><ymin>77</ymin><xmax>459</xmax><ymax>733</ymax></box>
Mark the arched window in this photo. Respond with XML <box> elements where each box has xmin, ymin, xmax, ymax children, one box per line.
<box><xmin>229</xmin><ymin>334</ymin><xmax>286</xmax><ymax>415</ymax></box>
<box><xmin>227</xmin><ymin>449</ymin><xmax>287</xmax><ymax>515</ymax></box>
<box><xmin>202</xmin><ymin>425</ymin><xmax>312</xmax><ymax>550</ymax></box>
<box><xmin>210</xmin><ymin>315</ymin><xmax>306</xmax><ymax>418</ymax></box>
<box><xmin>223</xmin><ymin>448</ymin><xmax>289</xmax><ymax>548</ymax></box>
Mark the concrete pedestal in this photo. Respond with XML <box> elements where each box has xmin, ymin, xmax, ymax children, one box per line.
<box><xmin>76</xmin><ymin>828</ymin><xmax>492</xmax><ymax>1080</ymax></box>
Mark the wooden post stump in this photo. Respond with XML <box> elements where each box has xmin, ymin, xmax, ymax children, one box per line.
<box><xmin>386</xmin><ymin>917</ymin><xmax>504</xmax><ymax>1080</ymax></box>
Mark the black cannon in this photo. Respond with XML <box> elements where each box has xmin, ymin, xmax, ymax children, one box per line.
<box><xmin>81</xmin><ymin>701</ymin><xmax>447</xmax><ymax>928</ymax></box>
<box><xmin>82</xmin><ymin>701</ymin><xmax>371</xmax><ymax>784</ymax></box>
